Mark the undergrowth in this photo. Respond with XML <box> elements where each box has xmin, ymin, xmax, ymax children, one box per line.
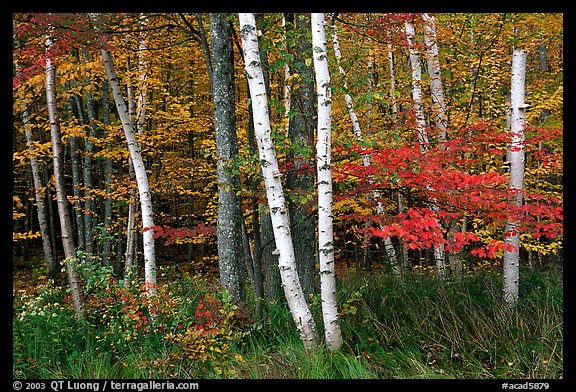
<box><xmin>13</xmin><ymin>262</ymin><xmax>562</xmax><ymax>379</ymax></box>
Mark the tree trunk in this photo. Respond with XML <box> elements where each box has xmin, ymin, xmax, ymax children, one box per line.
<box><xmin>80</xmin><ymin>48</ymin><xmax>98</xmax><ymax>254</ymax></box>
<box><xmin>331</xmin><ymin>15</ymin><xmax>400</xmax><ymax>279</ymax></box>
<box><xmin>99</xmin><ymin>40</ymin><xmax>157</xmax><ymax>295</ymax></box>
<box><xmin>239</xmin><ymin>12</ymin><xmax>318</xmax><ymax>350</ymax></box>
<box><xmin>101</xmin><ymin>80</ymin><xmax>114</xmax><ymax>267</ymax></box>
<box><xmin>45</xmin><ymin>29</ymin><xmax>85</xmax><ymax>315</ymax></box>
<box><xmin>286</xmin><ymin>13</ymin><xmax>317</xmax><ymax>295</ymax></box>
<box><xmin>64</xmin><ymin>81</ymin><xmax>86</xmax><ymax>252</ymax></box>
<box><xmin>422</xmin><ymin>13</ymin><xmax>448</xmax><ymax>143</ymax></box>
<box><xmin>312</xmin><ymin>13</ymin><xmax>343</xmax><ymax>352</ymax></box>
<box><xmin>15</xmin><ymin>49</ymin><xmax>56</xmax><ymax>277</ymax></box>
<box><xmin>503</xmin><ymin>49</ymin><xmax>527</xmax><ymax>308</ymax></box>
<box><xmin>210</xmin><ymin>13</ymin><xmax>246</xmax><ymax>304</ymax></box>
<box><xmin>405</xmin><ymin>18</ymin><xmax>446</xmax><ymax>281</ymax></box>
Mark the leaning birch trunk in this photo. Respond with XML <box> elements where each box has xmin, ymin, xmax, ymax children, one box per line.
<box><xmin>330</xmin><ymin>16</ymin><xmax>400</xmax><ymax>279</ymax></box>
<box><xmin>503</xmin><ymin>49</ymin><xmax>527</xmax><ymax>308</ymax></box>
<box><xmin>312</xmin><ymin>13</ymin><xmax>343</xmax><ymax>351</ymax></box>
<box><xmin>239</xmin><ymin>12</ymin><xmax>318</xmax><ymax>350</ymax></box>
<box><xmin>20</xmin><ymin>88</ymin><xmax>56</xmax><ymax>277</ymax></box>
<box><xmin>45</xmin><ymin>30</ymin><xmax>85</xmax><ymax>315</ymax></box>
<box><xmin>99</xmin><ymin>45</ymin><xmax>157</xmax><ymax>295</ymax></box>
<box><xmin>405</xmin><ymin>19</ymin><xmax>446</xmax><ymax>281</ymax></box>
<box><xmin>14</xmin><ymin>30</ymin><xmax>56</xmax><ymax>276</ymax></box>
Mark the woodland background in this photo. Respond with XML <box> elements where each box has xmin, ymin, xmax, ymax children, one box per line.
<box><xmin>12</xmin><ymin>13</ymin><xmax>563</xmax><ymax>380</ymax></box>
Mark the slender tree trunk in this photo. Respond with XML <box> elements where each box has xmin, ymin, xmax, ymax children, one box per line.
<box><xmin>387</xmin><ymin>42</ymin><xmax>399</xmax><ymax>119</ymax></box>
<box><xmin>193</xmin><ymin>13</ymin><xmax>213</xmax><ymax>96</ymax></box>
<box><xmin>282</xmin><ymin>15</ymin><xmax>291</xmax><ymax>136</ymax></box>
<box><xmin>331</xmin><ymin>16</ymin><xmax>401</xmax><ymax>279</ymax></box>
<box><xmin>45</xmin><ymin>29</ymin><xmax>85</xmax><ymax>315</ymax></box>
<box><xmin>312</xmin><ymin>13</ymin><xmax>343</xmax><ymax>351</ymax></box>
<box><xmin>99</xmin><ymin>40</ymin><xmax>157</xmax><ymax>295</ymax></box>
<box><xmin>239</xmin><ymin>12</ymin><xmax>318</xmax><ymax>350</ymax></box>
<box><xmin>101</xmin><ymin>80</ymin><xmax>114</xmax><ymax>267</ymax></box>
<box><xmin>286</xmin><ymin>13</ymin><xmax>317</xmax><ymax>295</ymax></box>
<box><xmin>422</xmin><ymin>13</ymin><xmax>448</xmax><ymax>143</ymax></box>
<box><xmin>80</xmin><ymin>48</ymin><xmax>98</xmax><ymax>254</ymax></box>
<box><xmin>503</xmin><ymin>49</ymin><xmax>527</xmax><ymax>308</ymax></box>
<box><xmin>64</xmin><ymin>81</ymin><xmax>86</xmax><ymax>252</ymax></box>
<box><xmin>21</xmin><ymin>96</ymin><xmax>56</xmax><ymax>276</ymax></box>
<box><xmin>14</xmin><ymin>41</ymin><xmax>56</xmax><ymax>276</ymax></box>
<box><xmin>405</xmin><ymin>18</ymin><xmax>446</xmax><ymax>281</ymax></box>
<box><xmin>210</xmin><ymin>13</ymin><xmax>246</xmax><ymax>303</ymax></box>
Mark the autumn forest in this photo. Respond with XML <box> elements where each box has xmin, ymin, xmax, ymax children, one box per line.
<box><xmin>12</xmin><ymin>13</ymin><xmax>563</xmax><ymax>380</ymax></box>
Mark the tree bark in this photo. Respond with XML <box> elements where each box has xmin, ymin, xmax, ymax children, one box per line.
<box><xmin>405</xmin><ymin>18</ymin><xmax>446</xmax><ymax>281</ymax></box>
<box><xmin>19</xmin><ymin>84</ymin><xmax>56</xmax><ymax>277</ymax></box>
<box><xmin>99</xmin><ymin>39</ymin><xmax>157</xmax><ymax>295</ymax></box>
<box><xmin>286</xmin><ymin>13</ymin><xmax>317</xmax><ymax>295</ymax></box>
<box><xmin>45</xmin><ymin>29</ymin><xmax>85</xmax><ymax>315</ymax></box>
<box><xmin>503</xmin><ymin>49</ymin><xmax>527</xmax><ymax>308</ymax></box>
<box><xmin>239</xmin><ymin>12</ymin><xmax>318</xmax><ymax>350</ymax></box>
<box><xmin>312</xmin><ymin>13</ymin><xmax>343</xmax><ymax>352</ymax></box>
<box><xmin>331</xmin><ymin>15</ymin><xmax>401</xmax><ymax>279</ymax></box>
<box><xmin>210</xmin><ymin>13</ymin><xmax>246</xmax><ymax>303</ymax></box>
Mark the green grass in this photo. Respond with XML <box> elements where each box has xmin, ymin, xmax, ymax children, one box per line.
<box><xmin>13</xmin><ymin>266</ymin><xmax>563</xmax><ymax>379</ymax></box>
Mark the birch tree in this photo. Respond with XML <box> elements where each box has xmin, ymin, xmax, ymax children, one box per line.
<box><xmin>422</xmin><ymin>13</ymin><xmax>448</xmax><ymax>142</ymax></box>
<box><xmin>312</xmin><ymin>13</ymin><xmax>342</xmax><ymax>351</ymax></box>
<box><xmin>239</xmin><ymin>12</ymin><xmax>318</xmax><ymax>350</ymax></box>
<box><xmin>14</xmin><ymin>31</ymin><xmax>56</xmax><ymax>276</ymax></box>
<box><xmin>503</xmin><ymin>48</ymin><xmax>527</xmax><ymax>308</ymax></box>
<box><xmin>95</xmin><ymin>15</ymin><xmax>157</xmax><ymax>295</ymax></box>
<box><xmin>45</xmin><ymin>27</ymin><xmax>85</xmax><ymax>315</ymax></box>
<box><xmin>331</xmin><ymin>15</ymin><xmax>401</xmax><ymax>279</ymax></box>
<box><xmin>405</xmin><ymin>18</ymin><xmax>446</xmax><ymax>280</ymax></box>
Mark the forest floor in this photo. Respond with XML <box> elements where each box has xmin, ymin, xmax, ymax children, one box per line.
<box><xmin>12</xmin><ymin>253</ymin><xmax>563</xmax><ymax>381</ymax></box>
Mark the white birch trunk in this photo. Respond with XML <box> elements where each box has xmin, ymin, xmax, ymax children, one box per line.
<box><xmin>331</xmin><ymin>17</ymin><xmax>400</xmax><ymax>279</ymax></box>
<box><xmin>239</xmin><ymin>13</ymin><xmax>318</xmax><ymax>350</ymax></box>
<box><xmin>282</xmin><ymin>16</ymin><xmax>291</xmax><ymax>136</ymax></box>
<box><xmin>136</xmin><ymin>13</ymin><xmax>148</xmax><ymax>134</ymax></box>
<box><xmin>313</xmin><ymin>13</ymin><xmax>343</xmax><ymax>351</ymax></box>
<box><xmin>405</xmin><ymin>19</ymin><xmax>446</xmax><ymax>281</ymax></box>
<box><xmin>404</xmin><ymin>20</ymin><xmax>429</xmax><ymax>151</ymax></box>
<box><xmin>14</xmin><ymin>28</ymin><xmax>56</xmax><ymax>276</ymax></box>
<box><xmin>503</xmin><ymin>49</ymin><xmax>527</xmax><ymax>308</ymax></box>
<box><xmin>99</xmin><ymin>45</ymin><xmax>157</xmax><ymax>295</ymax></box>
<box><xmin>387</xmin><ymin>42</ymin><xmax>399</xmax><ymax>120</ymax></box>
<box><xmin>422</xmin><ymin>13</ymin><xmax>448</xmax><ymax>143</ymax></box>
<box><xmin>45</xmin><ymin>29</ymin><xmax>85</xmax><ymax>315</ymax></box>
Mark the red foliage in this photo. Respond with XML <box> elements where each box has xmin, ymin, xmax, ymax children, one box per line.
<box><xmin>143</xmin><ymin>223</ymin><xmax>216</xmax><ymax>245</ymax></box>
<box><xmin>334</xmin><ymin>120</ymin><xmax>562</xmax><ymax>258</ymax></box>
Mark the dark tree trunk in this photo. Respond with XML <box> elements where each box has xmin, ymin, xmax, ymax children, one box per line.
<box><xmin>210</xmin><ymin>13</ymin><xmax>245</xmax><ymax>304</ymax></box>
<box><xmin>285</xmin><ymin>13</ymin><xmax>317</xmax><ymax>294</ymax></box>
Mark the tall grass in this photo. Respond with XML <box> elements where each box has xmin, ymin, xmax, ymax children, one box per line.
<box><xmin>13</xmin><ymin>267</ymin><xmax>562</xmax><ymax>379</ymax></box>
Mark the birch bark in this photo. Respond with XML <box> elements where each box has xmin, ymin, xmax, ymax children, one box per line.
<box><xmin>503</xmin><ymin>49</ymin><xmax>527</xmax><ymax>308</ymax></box>
<box><xmin>45</xmin><ymin>29</ymin><xmax>85</xmax><ymax>315</ymax></box>
<box><xmin>99</xmin><ymin>39</ymin><xmax>157</xmax><ymax>295</ymax></box>
<box><xmin>239</xmin><ymin>12</ymin><xmax>318</xmax><ymax>349</ymax></box>
<box><xmin>405</xmin><ymin>19</ymin><xmax>446</xmax><ymax>281</ymax></box>
<box><xmin>331</xmin><ymin>16</ymin><xmax>400</xmax><ymax>279</ymax></box>
<box><xmin>312</xmin><ymin>13</ymin><xmax>342</xmax><ymax>351</ymax></box>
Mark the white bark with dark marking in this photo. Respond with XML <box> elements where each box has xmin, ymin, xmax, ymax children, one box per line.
<box><xmin>312</xmin><ymin>13</ymin><xmax>343</xmax><ymax>351</ymax></box>
<box><xmin>239</xmin><ymin>13</ymin><xmax>318</xmax><ymax>350</ymax></box>
<box><xmin>503</xmin><ymin>49</ymin><xmax>527</xmax><ymax>308</ymax></box>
